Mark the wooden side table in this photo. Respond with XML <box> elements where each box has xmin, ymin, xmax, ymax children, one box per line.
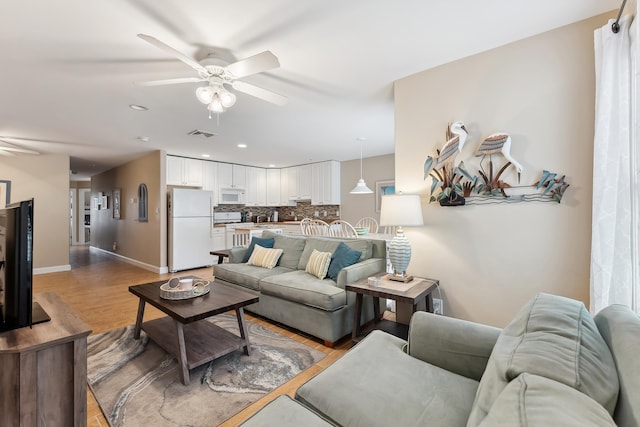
<box><xmin>346</xmin><ymin>273</ymin><xmax>439</xmax><ymax>342</ymax></box>
<box><xmin>0</xmin><ymin>292</ymin><xmax>92</xmax><ymax>427</ymax></box>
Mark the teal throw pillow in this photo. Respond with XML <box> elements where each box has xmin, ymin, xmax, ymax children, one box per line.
<box><xmin>242</xmin><ymin>237</ymin><xmax>275</xmax><ymax>263</ymax></box>
<box><xmin>327</xmin><ymin>242</ymin><xmax>362</xmax><ymax>281</ymax></box>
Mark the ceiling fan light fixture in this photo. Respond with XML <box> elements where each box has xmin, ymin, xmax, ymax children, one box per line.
<box><xmin>196</xmin><ymin>86</ymin><xmax>214</xmax><ymax>104</ymax></box>
<box><xmin>208</xmin><ymin>94</ymin><xmax>225</xmax><ymax>113</ymax></box>
<box><xmin>219</xmin><ymin>90</ymin><xmax>236</xmax><ymax>108</ymax></box>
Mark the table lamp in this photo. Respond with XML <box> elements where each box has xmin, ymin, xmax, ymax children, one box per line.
<box><xmin>379</xmin><ymin>193</ymin><xmax>423</xmax><ymax>282</ymax></box>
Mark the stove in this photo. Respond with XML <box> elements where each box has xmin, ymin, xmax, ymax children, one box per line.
<box><xmin>213</xmin><ymin>212</ymin><xmax>242</xmax><ymax>224</ymax></box>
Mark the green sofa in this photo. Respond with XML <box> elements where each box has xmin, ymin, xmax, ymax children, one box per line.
<box><xmin>213</xmin><ymin>231</ymin><xmax>387</xmax><ymax>346</ymax></box>
<box><xmin>240</xmin><ymin>293</ymin><xmax>640</xmax><ymax>426</ymax></box>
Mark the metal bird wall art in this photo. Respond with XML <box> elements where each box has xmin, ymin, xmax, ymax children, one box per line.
<box><xmin>475</xmin><ymin>133</ymin><xmax>523</xmax><ymax>183</ymax></box>
<box><xmin>423</xmin><ymin>123</ymin><xmax>569</xmax><ymax>206</ymax></box>
<box><xmin>424</xmin><ymin>121</ymin><xmax>471</xmax><ymax>205</ymax></box>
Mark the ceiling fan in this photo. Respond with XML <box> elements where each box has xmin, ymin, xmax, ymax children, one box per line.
<box><xmin>0</xmin><ymin>139</ymin><xmax>39</xmax><ymax>157</ymax></box>
<box><xmin>136</xmin><ymin>34</ymin><xmax>287</xmax><ymax>117</ymax></box>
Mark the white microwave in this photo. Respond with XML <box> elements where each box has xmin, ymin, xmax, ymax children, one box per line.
<box><xmin>219</xmin><ymin>188</ymin><xmax>245</xmax><ymax>204</ymax></box>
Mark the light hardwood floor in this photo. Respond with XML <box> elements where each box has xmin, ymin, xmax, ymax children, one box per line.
<box><xmin>33</xmin><ymin>246</ymin><xmax>353</xmax><ymax>427</ymax></box>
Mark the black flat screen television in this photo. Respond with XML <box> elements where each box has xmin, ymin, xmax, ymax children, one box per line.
<box><xmin>0</xmin><ymin>198</ymin><xmax>49</xmax><ymax>332</ymax></box>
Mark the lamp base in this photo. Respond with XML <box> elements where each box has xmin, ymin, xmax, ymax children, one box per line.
<box><xmin>384</xmin><ymin>273</ymin><xmax>414</xmax><ymax>283</ymax></box>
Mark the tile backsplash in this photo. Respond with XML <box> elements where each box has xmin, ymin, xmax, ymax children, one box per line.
<box><xmin>214</xmin><ymin>200</ymin><xmax>340</xmax><ymax>222</ymax></box>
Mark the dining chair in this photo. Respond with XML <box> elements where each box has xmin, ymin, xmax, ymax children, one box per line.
<box><xmin>328</xmin><ymin>220</ymin><xmax>358</xmax><ymax>238</ymax></box>
<box><xmin>355</xmin><ymin>217</ymin><xmax>379</xmax><ymax>233</ymax></box>
<box><xmin>300</xmin><ymin>217</ymin><xmax>313</xmax><ymax>235</ymax></box>
<box><xmin>308</xmin><ymin>219</ymin><xmax>330</xmax><ymax>236</ymax></box>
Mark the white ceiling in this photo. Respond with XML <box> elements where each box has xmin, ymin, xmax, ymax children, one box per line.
<box><xmin>0</xmin><ymin>0</ymin><xmax>618</xmax><ymax>180</ymax></box>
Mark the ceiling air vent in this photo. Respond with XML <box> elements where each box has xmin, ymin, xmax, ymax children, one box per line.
<box><xmin>188</xmin><ymin>129</ymin><xmax>216</xmax><ymax>138</ymax></box>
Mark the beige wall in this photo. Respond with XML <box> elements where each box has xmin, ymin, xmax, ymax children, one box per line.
<box><xmin>0</xmin><ymin>154</ymin><xmax>70</xmax><ymax>272</ymax></box>
<box><xmin>341</xmin><ymin>154</ymin><xmax>395</xmax><ymax>225</ymax></box>
<box><xmin>394</xmin><ymin>13</ymin><xmax>613</xmax><ymax>327</ymax></box>
<box><xmin>91</xmin><ymin>151</ymin><xmax>166</xmax><ymax>271</ymax></box>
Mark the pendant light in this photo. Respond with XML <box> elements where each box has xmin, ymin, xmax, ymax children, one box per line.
<box><xmin>350</xmin><ymin>138</ymin><xmax>373</xmax><ymax>194</ymax></box>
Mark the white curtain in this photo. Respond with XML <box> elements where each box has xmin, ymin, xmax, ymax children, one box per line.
<box><xmin>591</xmin><ymin>13</ymin><xmax>639</xmax><ymax>314</ymax></box>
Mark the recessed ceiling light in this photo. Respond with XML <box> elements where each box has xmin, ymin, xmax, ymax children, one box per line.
<box><xmin>356</xmin><ymin>136</ymin><xmax>367</xmax><ymax>141</ymax></box>
<box><xmin>137</xmin><ymin>136</ymin><xmax>150</xmax><ymax>142</ymax></box>
<box><xmin>237</xmin><ymin>143</ymin><xmax>247</xmax><ymax>148</ymax></box>
<box><xmin>201</xmin><ymin>154</ymin><xmax>210</xmax><ymax>158</ymax></box>
<box><xmin>129</xmin><ymin>104</ymin><xmax>149</xmax><ymax>111</ymax></box>
<box><xmin>268</xmin><ymin>164</ymin><xmax>276</xmax><ymax>167</ymax></box>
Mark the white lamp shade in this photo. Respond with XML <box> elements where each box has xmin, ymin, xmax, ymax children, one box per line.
<box><xmin>379</xmin><ymin>194</ymin><xmax>423</xmax><ymax>226</ymax></box>
<box><xmin>350</xmin><ymin>178</ymin><xmax>373</xmax><ymax>194</ymax></box>
<box><xmin>196</xmin><ymin>86</ymin><xmax>214</xmax><ymax>104</ymax></box>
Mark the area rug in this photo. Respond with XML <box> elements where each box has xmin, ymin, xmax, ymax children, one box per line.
<box><xmin>87</xmin><ymin>314</ymin><xmax>326</xmax><ymax>427</ymax></box>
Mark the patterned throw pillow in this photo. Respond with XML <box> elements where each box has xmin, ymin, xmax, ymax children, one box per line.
<box><xmin>246</xmin><ymin>244</ymin><xmax>284</xmax><ymax>269</ymax></box>
<box><xmin>305</xmin><ymin>249</ymin><xmax>332</xmax><ymax>280</ymax></box>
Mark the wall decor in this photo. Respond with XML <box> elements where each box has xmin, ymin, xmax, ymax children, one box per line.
<box><xmin>424</xmin><ymin>122</ymin><xmax>569</xmax><ymax>206</ymax></box>
<box><xmin>375</xmin><ymin>180</ymin><xmax>396</xmax><ymax>212</ymax></box>
<box><xmin>0</xmin><ymin>180</ymin><xmax>11</xmax><ymax>208</ymax></box>
<box><xmin>92</xmin><ymin>197</ymin><xmax>99</xmax><ymax>210</ymax></box>
<box><xmin>113</xmin><ymin>188</ymin><xmax>121</xmax><ymax>219</ymax></box>
<box><xmin>137</xmin><ymin>183</ymin><xmax>148</xmax><ymax>222</ymax></box>
<box><xmin>100</xmin><ymin>195</ymin><xmax>108</xmax><ymax>210</ymax></box>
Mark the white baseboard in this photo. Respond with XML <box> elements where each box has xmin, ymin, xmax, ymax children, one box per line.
<box><xmin>90</xmin><ymin>246</ymin><xmax>168</xmax><ymax>274</ymax></box>
<box><xmin>34</xmin><ymin>264</ymin><xmax>71</xmax><ymax>275</ymax></box>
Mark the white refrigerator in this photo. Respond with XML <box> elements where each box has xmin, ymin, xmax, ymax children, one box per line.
<box><xmin>168</xmin><ymin>188</ymin><xmax>214</xmax><ymax>272</ymax></box>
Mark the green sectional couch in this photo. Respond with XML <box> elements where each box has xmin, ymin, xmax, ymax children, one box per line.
<box><xmin>213</xmin><ymin>231</ymin><xmax>387</xmax><ymax>346</ymax></box>
<box><xmin>240</xmin><ymin>293</ymin><xmax>640</xmax><ymax>426</ymax></box>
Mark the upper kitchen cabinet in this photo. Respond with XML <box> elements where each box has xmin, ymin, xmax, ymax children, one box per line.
<box><xmin>167</xmin><ymin>156</ymin><xmax>204</xmax><ymax>187</ymax></box>
<box><xmin>202</xmin><ymin>161</ymin><xmax>218</xmax><ymax>204</ymax></box>
<box><xmin>286</xmin><ymin>164</ymin><xmax>312</xmax><ymax>201</ymax></box>
<box><xmin>245</xmin><ymin>166</ymin><xmax>266</xmax><ymax>206</ymax></box>
<box><xmin>218</xmin><ymin>163</ymin><xmax>247</xmax><ymax>189</ymax></box>
<box><xmin>311</xmin><ymin>161</ymin><xmax>340</xmax><ymax>205</ymax></box>
<box><xmin>266</xmin><ymin>168</ymin><xmax>282</xmax><ymax>206</ymax></box>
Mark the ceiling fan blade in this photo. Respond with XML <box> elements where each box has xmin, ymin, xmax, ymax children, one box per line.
<box><xmin>0</xmin><ymin>149</ymin><xmax>16</xmax><ymax>157</ymax></box>
<box><xmin>232</xmin><ymin>81</ymin><xmax>288</xmax><ymax>106</ymax></box>
<box><xmin>136</xmin><ymin>77</ymin><xmax>204</xmax><ymax>86</ymax></box>
<box><xmin>226</xmin><ymin>51</ymin><xmax>280</xmax><ymax>79</ymax></box>
<box><xmin>0</xmin><ymin>146</ymin><xmax>39</xmax><ymax>155</ymax></box>
<box><xmin>137</xmin><ymin>33</ymin><xmax>207</xmax><ymax>74</ymax></box>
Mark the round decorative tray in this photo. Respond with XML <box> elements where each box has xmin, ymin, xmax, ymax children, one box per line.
<box><xmin>159</xmin><ymin>279</ymin><xmax>210</xmax><ymax>300</ymax></box>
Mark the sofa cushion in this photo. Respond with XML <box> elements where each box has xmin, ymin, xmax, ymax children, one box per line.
<box><xmin>240</xmin><ymin>395</ymin><xmax>333</xmax><ymax>427</ymax></box>
<box><xmin>247</xmin><ymin>245</ymin><xmax>283</xmax><ymax>269</ymax></box>
<box><xmin>296</xmin><ymin>330</ymin><xmax>479</xmax><ymax>427</ymax></box>
<box><xmin>305</xmin><ymin>249</ymin><xmax>332</xmax><ymax>280</ymax></box>
<box><xmin>594</xmin><ymin>304</ymin><xmax>640</xmax><ymax>427</ymax></box>
<box><xmin>213</xmin><ymin>263</ymin><xmax>293</xmax><ymax>291</ymax></box>
<box><xmin>479</xmin><ymin>373</ymin><xmax>616</xmax><ymax>427</ymax></box>
<box><xmin>260</xmin><ymin>270</ymin><xmax>346</xmax><ymax>311</ymax></box>
<box><xmin>297</xmin><ymin>238</ymin><xmax>341</xmax><ymax>270</ymax></box>
<box><xmin>327</xmin><ymin>242</ymin><xmax>362</xmax><ymax>281</ymax></box>
<box><xmin>297</xmin><ymin>237</ymin><xmax>373</xmax><ymax>269</ymax></box>
<box><xmin>242</xmin><ymin>237</ymin><xmax>275</xmax><ymax>263</ymax></box>
<box><xmin>262</xmin><ymin>231</ymin><xmax>307</xmax><ymax>270</ymax></box>
<box><xmin>467</xmin><ymin>293</ymin><xmax>620</xmax><ymax>425</ymax></box>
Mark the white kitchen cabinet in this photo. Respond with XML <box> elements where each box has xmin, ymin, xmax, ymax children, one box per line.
<box><xmin>245</xmin><ymin>166</ymin><xmax>266</xmax><ymax>206</ymax></box>
<box><xmin>167</xmin><ymin>156</ymin><xmax>204</xmax><ymax>186</ymax></box>
<box><xmin>218</xmin><ymin>163</ymin><xmax>246</xmax><ymax>189</ymax></box>
<box><xmin>266</xmin><ymin>169</ymin><xmax>281</xmax><ymax>206</ymax></box>
<box><xmin>311</xmin><ymin>161</ymin><xmax>340</xmax><ymax>205</ymax></box>
<box><xmin>202</xmin><ymin>161</ymin><xmax>218</xmax><ymax>205</ymax></box>
<box><xmin>212</xmin><ymin>227</ymin><xmax>226</xmax><ymax>251</ymax></box>
<box><xmin>286</xmin><ymin>165</ymin><xmax>312</xmax><ymax>201</ymax></box>
<box><xmin>298</xmin><ymin>164</ymin><xmax>312</xmax><ymax>199</ymax></box>
<box><xmin>286</xmin><ymin>167</ymin><xmax>298</xmax><ymax>200</ymax></box>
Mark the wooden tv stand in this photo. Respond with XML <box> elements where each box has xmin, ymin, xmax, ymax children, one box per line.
<box><xmin>0</xmin><ymin>292</ymin><xmax>92</xmax><ymax>427</ymax></box>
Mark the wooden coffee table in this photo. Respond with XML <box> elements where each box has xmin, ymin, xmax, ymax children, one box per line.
<box><xmin>129</xmin><ymin>277</ymin><xmax>259</xmax><ymax>385</ymax></box>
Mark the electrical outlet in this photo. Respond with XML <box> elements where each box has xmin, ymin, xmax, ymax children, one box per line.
<box><xmin>433</xmin><ymin>298</ymin><xmax>443</xmax><ymax>315</ymax></box>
